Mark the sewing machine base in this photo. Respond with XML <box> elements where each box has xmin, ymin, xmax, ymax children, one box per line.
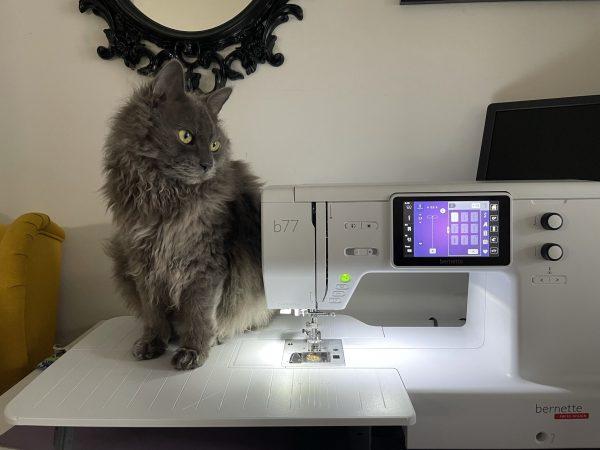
<box><xmin>4</xmin><ymin>316</ymin><xmax>414</xmax><ymax>428</ymax></box>
<box><xmin>6</xmin><ymin>315</ymin><xmax>600</xmax><ymax>449</ymax></box>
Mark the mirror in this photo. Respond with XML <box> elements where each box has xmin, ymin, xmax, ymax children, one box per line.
<box><xmin>131</xmin><ymin>0</ymin><xmax>253</xmax><ymax>31</ymax></box>
<box><xmin>79</xmin><ymin>0</ymin><xmax>303</xmax><ymax>92</ymax></box>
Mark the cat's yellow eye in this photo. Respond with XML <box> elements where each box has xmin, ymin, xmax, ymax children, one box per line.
<box><xmin>178</xmin><ymin>129</ymin><xmax>193</xmax><ymax>144</ymax></box>
<box><xmin>210</xmin><ymin>140</ymin><xmax>221</xmax><ymax>152</ymax></box>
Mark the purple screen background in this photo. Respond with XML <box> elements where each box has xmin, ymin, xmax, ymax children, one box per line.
<box><xmin>412</xmin><ymin>200</ymin><xmax>490</xmax><ymax>257</ymax></box>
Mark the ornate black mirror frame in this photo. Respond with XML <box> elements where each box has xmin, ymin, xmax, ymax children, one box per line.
<box><xmin>79</xmin><ymin>0</ymin><xmax>303</xmax><ymax>92</ymax></box>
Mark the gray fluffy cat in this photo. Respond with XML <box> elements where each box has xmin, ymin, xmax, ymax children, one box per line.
<box><xmin>103</xmin><ymin>60</ymin><xmax>271</xmax><ymax>370</ymax></box>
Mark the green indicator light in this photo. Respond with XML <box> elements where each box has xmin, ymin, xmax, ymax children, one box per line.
<box><xmin>339</xmin><ymin>273</ymin><xmax>352</xmax><ymax>283</ymax></box>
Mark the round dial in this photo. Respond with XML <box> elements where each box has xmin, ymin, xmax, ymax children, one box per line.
<box><xmin>541</xmin><ymin>213</ymin><xmax>563</xmax><ymax>230</ymax></box>
<box><xmin>541</xmin><ymin>243</ymin><xmax>563</xmax><ymax>261</ymax></box>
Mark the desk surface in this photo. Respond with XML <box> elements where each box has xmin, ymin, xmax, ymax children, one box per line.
<box><xmin>4</xmin><ymin>316</ymin><xmax>415</xmax><ymax>427</ymax></box>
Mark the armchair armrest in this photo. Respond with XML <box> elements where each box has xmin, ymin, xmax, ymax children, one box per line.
<box><xmin>0</xmin><ymin>213</ymin><xmax>65</xmax><ymax>394</ymax></box>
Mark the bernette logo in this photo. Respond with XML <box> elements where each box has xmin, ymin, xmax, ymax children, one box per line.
<box><xmin>440</xmin><ymin>259</ymin><xmax>464</xmax><ymax>265</ymax></box>
<box><xmin>536</xmin><ymin>404</ymin><xmax>590</xmax><ymax>420</ymax></box>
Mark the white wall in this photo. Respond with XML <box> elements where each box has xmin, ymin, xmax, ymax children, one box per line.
<box><xmin>1</xmin><ymin>0</ymin><xmax>600</xmax><ymax>342</ymax></box>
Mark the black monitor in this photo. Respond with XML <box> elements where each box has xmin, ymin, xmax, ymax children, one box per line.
<box><xmin>476</xmin><ymin>95</ymin><xmax>600</xmax><ymax>181</ymax></box>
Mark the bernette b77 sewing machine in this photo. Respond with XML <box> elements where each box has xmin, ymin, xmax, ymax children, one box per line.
<box><xmin>5</xmin><ymin>181</ymin><xmax>600</xmax><ymax>449</ymax></box>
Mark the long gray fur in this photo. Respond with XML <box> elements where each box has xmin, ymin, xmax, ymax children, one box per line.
<box><xmin>102</xmin><ymin>61</ymin><xmax>271</xmax><ymax>370</ymax></box>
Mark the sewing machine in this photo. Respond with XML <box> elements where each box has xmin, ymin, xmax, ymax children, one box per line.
<box><xmin>5</xmin><ymin>181</ymin><xmax>600</xmax><ymax>449</ymax></box>
<box><xmin>261</xmin><ymin>181</ymin><xmax>600</xmax><ymax>448</ymax></box>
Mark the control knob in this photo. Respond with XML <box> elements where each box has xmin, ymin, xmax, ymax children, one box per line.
<box><xmin>541</xmin><ymin>243</ymin><xmax>563</xmax><ymax>261</ymax></box>
<box><xmin>541</xmin><ymin>213</ymin><xmax>563</xmax><ymax>230</ymax></box>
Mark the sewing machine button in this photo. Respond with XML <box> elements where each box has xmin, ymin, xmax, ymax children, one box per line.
<box><xmin>345</xmin><ymin>247</ymin><xmax>378</xmax><ymax>256</ymax></box>
<box><xmin>541</xmin><ymin>243</ymin><xmax>563</xmax><ymax>261</ymax></box>
<box><xmin>532</xmin><ymin>275</ymin><xmax>567</xmax><ymax>284</ymax></box>
<box><xmin>361</xmin><ymin>221</ymin><xmax>379</xmax><ymax>230</ymax></box>
<box><xmin>336</xmin><ymin>284</ymin><xmax>349</xmax><ymax>290</ymax></box>
<box><xmin>550</xmin><ymin>275</ymin><xmax>567</xmax><ymax>284</ymax></box>
<box><xmin>332</xmin><ymin>290</ymin><xmax>346</xmax><ymax>296</ymax></box>
<box><xmin>339</xmin><ymin>273</ymin><xmax>352</xmax><ymax>283</ymax></box>
<box><xmin>532</xmin><ymin>275</ymin><xmax>551</xmax><ymax>284</ymax></box>
<box><xmin>541</xmin><ymin>212</ymin><xmax>563</xmax><ymax>230</ymax></box>
<box><xmin>344</xmin><ymin>221</ymin><xmax>361</xmax><ymax>230</ymax></box>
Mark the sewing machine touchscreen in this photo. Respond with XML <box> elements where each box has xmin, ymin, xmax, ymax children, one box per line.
<box><xmin>392</xmin><ymin>195</ymin><xmax>510</xmax><ymax>266</ymax></box>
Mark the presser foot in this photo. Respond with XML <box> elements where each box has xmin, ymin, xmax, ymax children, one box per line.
<box><xmin>282</xmin><ymin>339</ymin><xmax>345</xmax><ymax>366</ymax></box>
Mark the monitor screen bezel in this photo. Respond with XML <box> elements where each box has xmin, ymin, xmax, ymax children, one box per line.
<box><xmin>392</xmin><ymin>194</ymin><xmax>511</xmax><ymax>267</ymax></box>
<box><xmin>476</xmin><ymin>94</ymin><xmax>600</xmax><ymax>181</ymax></box>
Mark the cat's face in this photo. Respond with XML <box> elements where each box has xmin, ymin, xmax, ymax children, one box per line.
<box><xmin>147</xmin><ymin>61</ymin><xmax>232</xmax><ymax>185</ymax></box>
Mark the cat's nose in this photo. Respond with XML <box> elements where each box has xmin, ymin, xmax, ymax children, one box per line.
<box><xmin>199</xmin><ymin>163</ymin><xmax>211</xmax><ymax>172</ymax></box>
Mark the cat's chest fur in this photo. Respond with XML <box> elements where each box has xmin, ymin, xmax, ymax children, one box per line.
<box><xmin>124</xmin><ymin>202</ymin><xmax>230</xmax><ymax>297</ymax></box>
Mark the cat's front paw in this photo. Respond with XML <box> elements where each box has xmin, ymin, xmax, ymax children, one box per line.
<box><xmin>171</xmin><ymin>347</ymin><xmax>208</xmax><ymax>370</ymax></box>
<box><xmin>132</xmin><ymin>337</ymin><xmax>167</xmax><ymax>360</ymax></box>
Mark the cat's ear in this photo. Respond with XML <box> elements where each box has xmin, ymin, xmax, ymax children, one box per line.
<box><xmin>152</xmin><ymin>59</ymin><xmax>185</xmax><ymax>101</ymax></box>
<box><xmin>206</xmin><ymin>87</ymin><xmax>232</xmax><ymax>115</ymax></box>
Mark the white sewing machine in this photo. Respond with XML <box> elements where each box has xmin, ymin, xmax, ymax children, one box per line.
<box><xmin>4</xmin><ymin>181</ymin><xmax>600</xmax><ymax>450</ymax></box>
<box><xmin>261</xmin><ymin>181</ymin><xmax>600</xmax><ymax>448</ymax></box>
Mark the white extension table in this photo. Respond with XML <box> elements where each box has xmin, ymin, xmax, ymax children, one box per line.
<box><xmin>4</xmin><ymin>316</ymin><xmax>415</xmax><ymax>449</ymax></box>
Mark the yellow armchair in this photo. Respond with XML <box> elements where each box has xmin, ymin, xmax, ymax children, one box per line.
<box><xmin>0</xmin><ymin>213</ymin><xmax>64</xmax><ymax>394</ymax></box>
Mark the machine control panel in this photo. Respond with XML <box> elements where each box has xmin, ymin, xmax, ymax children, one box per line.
<box><xmin>392</xmin><ymin>194</ymin><xmax>511</xmax><ymax>266</ymax></box>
